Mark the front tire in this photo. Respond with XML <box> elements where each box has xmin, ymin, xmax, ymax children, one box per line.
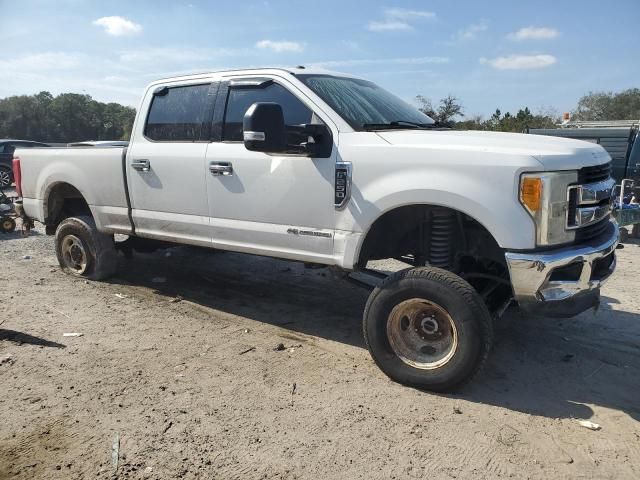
<box><xmin>55</xmin><ymin>216</ymin><xmax>118</xmax><ymax>280</ymax></box>
<box><xmin>363</xmin><ymin>266</ymin><xmax>493</xmax><ymax>392</ymax></box>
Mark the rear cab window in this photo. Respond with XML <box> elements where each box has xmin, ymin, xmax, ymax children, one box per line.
<box><xmin>144</xmin><ymin>84</ymin><xmax>211</xmax><ymax>142</ymax></box>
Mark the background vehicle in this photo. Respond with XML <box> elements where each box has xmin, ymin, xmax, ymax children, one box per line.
<box><xmin>530</xmin><ymin>120</ymin><xmax>640</xmax><ymax>238</ymax></box>
<box><xmin>0</xmin><ymin>139</ymin><xmax>49</xmax><ymax>187</ymax></box>
<box><xmin>529</xmin><ymin>120</ymin><xmax>639</xmax><ymax>189</ymax></box>
<box><xmin>12</xmin><ymin>68</ymin><xmax>619</xmax><ymax>392</ymax></box>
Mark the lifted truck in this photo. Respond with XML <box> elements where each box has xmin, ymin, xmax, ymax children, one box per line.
<box><xmin>13</xmin><ymin>68</ymin><xmax>619</xmax><ymax>391</ymax></box>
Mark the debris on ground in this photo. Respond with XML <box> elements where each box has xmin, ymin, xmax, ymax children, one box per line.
<box><xmin>22</xmin><ymin>255</ymin><xmax>32</xmax><ymax>260</ymax></box>
<box><xmin>453</xmin><ymin>407</ymin><xmax>463</xmax><ymax>414</ymax></box>
<box><xmin>243</xmin><ymin>328</ymin><xmax>250</xmax><ymax>333</ymax></box>
<box><xmin>274</xmin><ymin>342</ymin><xmax>302</xmax><ymax>352</ymax></box>
<box><xmin>239</xmin><ymin>347</ymin><xmax>256</xmax><ymax>355</ymax></box>
<box><xmin>577</xmin><ymin>420</ymin><xmax>601</xmax><ymax>431</ymax></box>
<box><xmin>169</xmin><ymin>295</ymin><xmax>183</xmax><ymax>303</ymax></box>
<box><xmin>115</xmin><ymin>293</ymin><xmax>128</xmax><ymax>299</ymax></box>
<box><xmin>0</xmin><ymin>354</ymin><xmax>15</xmax><ymax>366</ymax></box>
<box><xmin>62</xmin><ymin>332</ymin><xmax>83</xmax><ymax>337</ymax></box>
<box><xmin>151</xmin><ymin>277</ymin><xmax>166</xmax><ymax>284</ymax></box>
<box><xmin>112</xmin><ymin>433</ymin><xmax>120</xmax><ymax>473</ymax></box>
<box><xmin>162</xmin><ymin>421</ymin><xmax>173</xmax><ymax>434</ymax></box>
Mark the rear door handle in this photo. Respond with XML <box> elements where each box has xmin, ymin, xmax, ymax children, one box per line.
<box><xmin>209</xmin><ymin>162</ymin><xmax>233</xmax><ymax>176</ymax></box>
<box><xmin>131</xmin><ymin>159</ymin><xmax>150</xmax><ymax>172</ymax></box>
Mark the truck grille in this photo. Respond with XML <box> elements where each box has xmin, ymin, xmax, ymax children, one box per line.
<box><xmin>578</xmin><ymin>162</ymin><xmax>611</xmax><ymax>183</ymax></box>
<box><xmin>575</xmin><ymin>217</ymin><xmax>611</xmax><ymax>243</ymax></box>
<box><xmin>569</xmin><ymin>162</ymin><xmax>614</xmax><ymax>242</ymax></box>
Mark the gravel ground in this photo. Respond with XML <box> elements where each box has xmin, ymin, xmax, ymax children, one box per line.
<box><xmin>0</xmin><ymin>215</ymin><xmax>639</xmax><ymax>479</ymax></box>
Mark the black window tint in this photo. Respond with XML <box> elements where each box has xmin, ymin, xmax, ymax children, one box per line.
<box><xmin>223</xmin><ymin>83</ymin><xmax>312</xmax><ymax>141</ymax></box>
<box><xmin>4</xmin><ymin>144</ymin><xmax>16</xmax><ymax>154</ymax></box>
<box><xmin>145</xmin><ymin>84</ymin><xmax>210</xmax><ymax>141</ymax></box>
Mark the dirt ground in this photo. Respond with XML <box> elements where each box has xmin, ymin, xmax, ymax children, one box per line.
<box><xmin>1</xmin><ymin>215</ymin><xmax>639</xmax><ymax>479</ymax></box>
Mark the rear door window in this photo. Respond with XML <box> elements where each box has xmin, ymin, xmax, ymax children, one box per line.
<box><xmin>145</xmin><ymin>84</ymin><xmax>210</xmax><ymax>141</ymax></box>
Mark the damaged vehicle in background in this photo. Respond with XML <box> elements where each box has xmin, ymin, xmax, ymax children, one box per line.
<box><xmin>12</xmin><ymin>68</ymin><xmax>619</xmax><ymax>391</ymax></box>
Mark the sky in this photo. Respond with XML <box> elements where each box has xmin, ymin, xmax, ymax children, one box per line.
<box><xmin>0</xmin><ymin>0</ymin><xmax>638</xmax><ymax>118</ymax></box>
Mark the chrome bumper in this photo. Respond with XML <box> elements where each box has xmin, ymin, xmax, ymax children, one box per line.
<box><xmin>505</xmin><ymin>221</ymin><xmax>619</xmax><ymax>317</ymax></box>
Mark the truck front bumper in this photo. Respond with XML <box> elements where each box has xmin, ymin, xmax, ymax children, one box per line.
<box><xmin>504</xmin><ymin>221</ymin><xmax>619</xmax><ymax>317</ymax></box>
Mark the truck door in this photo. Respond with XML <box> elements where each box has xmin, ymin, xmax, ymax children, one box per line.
<box><xmin>204</xmin><ymin>78</ymin><xmax>337</xmax><ymax>262</ymax></box>
<box><xmin>126</xmin><ymin>82</ymin><xmax>213</xmax><ymax>246</ymax></box>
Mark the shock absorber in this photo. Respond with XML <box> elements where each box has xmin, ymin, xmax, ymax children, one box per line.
<box><xmin>428</xmin><ymin>209</ymin><xmax>456</xmax><ymax>269</ymax></box>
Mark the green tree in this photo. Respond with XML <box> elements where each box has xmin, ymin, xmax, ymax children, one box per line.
<box><xmin>0</xmin><ymin>92</ymin><xmax>135</xmax><ymax>143</ymax></box>
<box><xmin>416</xmin><ymin>94</ymin><xmax>464</xmax><ymax>126</ymax></box>
<box><xmin>573</xmin><ymin>88</ymin><xmax>640</xmax><ymax>120</ymax></box>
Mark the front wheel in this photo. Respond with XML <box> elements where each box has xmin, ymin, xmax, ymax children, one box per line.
<box><xmin>363</xmin><ymin>266</ymin><xmax>493</xmax><ymax>392</ymax></box>
<box><xmin>55</xmin><ymin>216</ymin><xmax>118</xmax><ymax>280</ymax></box>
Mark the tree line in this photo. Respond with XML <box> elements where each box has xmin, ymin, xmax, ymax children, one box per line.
<box><xmin>0</xmin><ymin>87</ymin><xmax>638</xmax><ymax>143</ymax></box>
<box><xmin>0</xmin><ymin>91</ymin><xmax>135</xmax><ymax>143</ymax></box>
<box><xmin>417</xmin><ymin>88</ymin><xmax>640</xmax><ymax>131</ymax></box>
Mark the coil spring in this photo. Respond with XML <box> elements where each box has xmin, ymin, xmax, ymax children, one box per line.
<box><xmin>428</xmin><ymin>209</ymin><xmax>456</xmax><ymax>269</ymax></box>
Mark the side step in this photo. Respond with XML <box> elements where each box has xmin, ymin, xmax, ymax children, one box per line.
<box><xmin>347</xmin><ymin>268</ymin><xmax>388</xmax><ymax>291</ymax></box>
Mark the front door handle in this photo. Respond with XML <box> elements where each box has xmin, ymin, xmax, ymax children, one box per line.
<box><xmin>131</xmin><ymin>159</ymin><xmax>151</xmax><ymax>172</ymax></box>
<box><xmin>209</xmin><ymin>162</ymin><xmax>233</xmax><ymax>176</ymax></box>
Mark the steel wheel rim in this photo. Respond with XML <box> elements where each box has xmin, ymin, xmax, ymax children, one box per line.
<box><xmin>0</xmin><ymin>170</ymin><xmax>10</xmax><ymax>187</ymax></box>
<box><xmin>61</xmin><ymin>234</ymin><xmax>88</xmax><ymax>274</ymax></box>
<box><xmin>387</xmin><ymin>298</ymin><xmax>458</xmax><ymax>370</ymax></box>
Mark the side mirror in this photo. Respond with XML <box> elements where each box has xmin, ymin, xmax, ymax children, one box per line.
<box><xmin>243</xmin><ymin>102</ymin><xmax>286</xmax><ymax>153</ymax></box>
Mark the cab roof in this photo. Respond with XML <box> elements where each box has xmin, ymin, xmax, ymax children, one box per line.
<box><xmin>148</xmin><ymin>67</ymin><xmax>360</xmax><ymax>87</ymax></box>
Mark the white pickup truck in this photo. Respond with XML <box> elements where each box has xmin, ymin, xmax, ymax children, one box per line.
<box><xmin>13</xmin><ymin>67</ymin><xmax>619</xmax><ymax>391</ymax></box>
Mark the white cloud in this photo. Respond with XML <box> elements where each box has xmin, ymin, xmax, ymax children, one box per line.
<box><xmin>0</xmin><ymin>52</ymin><xmax>84</xmax><ymax>71</ymax></box>
<box><xmin>507</xmin><ymin>26</ymin><xmax>559</xmax><ymax>41</ymax></box>
<box><xmin>368</xmin><ymin>20</ymin><xmax>412</xmax><ymax>32</ymax></box>
<box><xmin>384</xmin><ymin>8</ymin><xmax>435</xmax><ymax>20</ymax></box>
<box><xmin>310</xmin><ymin>56</ymin><xmax>449</xmax><ymax>69</ymax></box>
<box><xmin>445</xmin><ymin>22</ymin><xmax>489</xmax><ymax>45</ymax></box>
<box><xmin>368</xmin><ymin>8</ymin><xmax>435</xmax><ymax>32</ymax></box>
<box><xmin>255</xmin><ymin>40</ymin><xmax>305</xmax><ymax>53</ymax></box>
<box><xmin>480</xmin><ymin>54</ymin><xmax>557</xmax><ymax>70</ymax></box>
<box><xmin>93</xmin><ymin>16</ymin><xmax>142</xmax><ymax>36</ymax></box>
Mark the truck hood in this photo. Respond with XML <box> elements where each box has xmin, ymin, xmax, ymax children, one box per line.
<box><xmin>376</xmin><ymin>129</ymin><xmax>611</xmax><ymax>171</ymax></box>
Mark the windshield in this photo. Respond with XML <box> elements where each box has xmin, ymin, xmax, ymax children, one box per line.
<box><xmin>297</xmin><ymin>74</ymin><xmax>434</xmax><ymax>130</ymax></box>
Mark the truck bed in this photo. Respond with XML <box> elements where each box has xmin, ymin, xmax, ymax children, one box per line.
<box><xmin>16</xmin><ymin>145</ymin><xmax>132</xmax><ymax>233</ymax></box>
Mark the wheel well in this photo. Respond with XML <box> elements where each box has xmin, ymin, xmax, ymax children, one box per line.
<box><xmin>358</xmin><ymin>205</ymin><xmax>511</xmax><ymax>312</ymax></box>
<box><xmin>44</xmin><ymin>183</ymin><xmax>91</xmax><ymax>232</ymax></box>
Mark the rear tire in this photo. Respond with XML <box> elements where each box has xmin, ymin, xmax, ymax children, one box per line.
<box><xmin>363</xmin><ymin>266</ymin><xmax>493</xmax><ymax>392</ymax></box>
<box><xmin>1</xmin><ymin>216</ymin><xmax>16</xmax><ymax>233</ymax></box>
<box><xmin>55</xmin><ymin>216</ymin><xmax>118</xmax><ymax>280</ymax></box>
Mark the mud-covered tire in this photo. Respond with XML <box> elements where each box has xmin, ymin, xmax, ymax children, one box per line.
<box><xmin>363</xmin><ymin>266</ymin><xmax>493</xmax><ymax>392</ymax></box>
<box><xmin>1</xmin><ymin>216</ymin><xmax>16</xmax><ymax>233</ymax></box>
<box><xmin>55</xmin><ymin>216</ymin><xmax>118</xmax><ymax>280</ymax></box>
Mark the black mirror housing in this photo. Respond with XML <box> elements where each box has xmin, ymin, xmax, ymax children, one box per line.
<box><xmin>243</xmin><ymin>103</ymin><xmax>286</xmax><ymax>153</ymax></box>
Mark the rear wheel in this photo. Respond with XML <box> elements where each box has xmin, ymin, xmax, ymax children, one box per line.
<box><xmin>363</xmin><ymin>266</ymin><xmax>493</xmax><ymax>392</ymax></box>
<box><xmin>0</xmin><ymin>166</ymin><xmax>12</xmax><ymax>188</ymax></box>
<box><xmin>55</xmin><ymin>216</ymin><xmax>118</xmax><ymax>280</ymax></box>
<box><xmin>1</xmin><ymin>216</ymin><xmax>16</xmax><ymax>233</ymax></box>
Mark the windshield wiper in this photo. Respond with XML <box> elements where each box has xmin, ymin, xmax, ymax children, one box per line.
<box><xmin>362</xmin><ymin>120</ymin><xmax>436</xmax><ymax>130</ymax></box>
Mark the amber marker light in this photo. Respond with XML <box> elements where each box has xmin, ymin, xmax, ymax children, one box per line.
<box><xmin>520</xmin><ymin>177</ymin><xmax>542</xmax><ymax>212</ymax></box>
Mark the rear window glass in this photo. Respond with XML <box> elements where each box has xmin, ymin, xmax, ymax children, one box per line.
<box><xmin>145</xmin><ymin>84</ymin><xmax>210</xmax><ymax>141</ymax></box>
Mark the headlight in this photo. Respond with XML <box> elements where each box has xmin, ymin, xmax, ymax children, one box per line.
<box><xmin>519</xmin><ymin>171</ymin><xmax>578</xmax><ymax>246</ymax></box>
